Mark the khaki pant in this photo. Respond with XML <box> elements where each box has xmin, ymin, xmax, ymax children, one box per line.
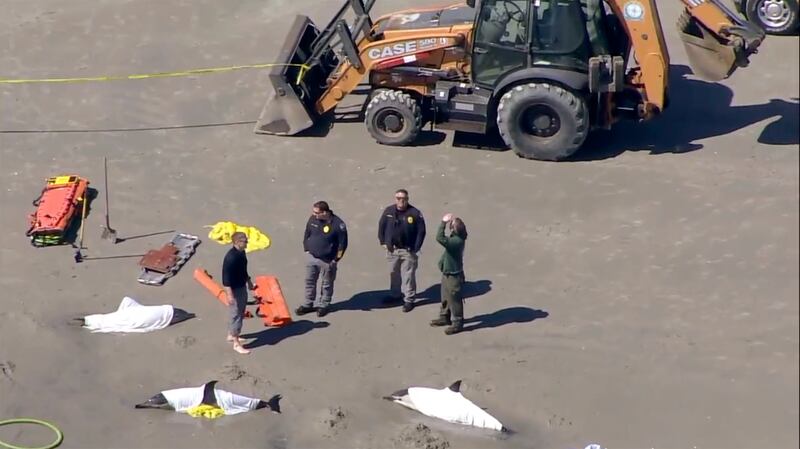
<box><xmin>387</xmin><ymin>248</ymin><xmax>418</xmax><ymax>303</ymax></box>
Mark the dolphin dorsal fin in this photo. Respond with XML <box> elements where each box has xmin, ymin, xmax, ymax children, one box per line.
<box><xmin>447</xmin><ymin>380</ymin><xmax>462</xmax><ymax>392</ymax></box>
<box><xmin>201</xmin><ymin>380</ymin><xmax>219</xmax><ymax>406</ymax></box>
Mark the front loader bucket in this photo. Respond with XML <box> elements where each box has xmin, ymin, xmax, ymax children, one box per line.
<box><xmin>255</xmin><ymin>15</ymin><xmax>339</xmax><ymax>136</ymax></box>
<box><xmin>677</xmin><ymin>14</ymin><xmax>738</xmax><ymax>81</ymax></box>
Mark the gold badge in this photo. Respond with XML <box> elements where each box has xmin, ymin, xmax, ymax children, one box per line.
<box><xmin>323</xmin><ymin>225</ymin><xmax>330</xmax><ymax>233</ymax></box>
<box><xmin>407</xmin><ymin>216</ymin><xmax>414</xmax><ymax>224</ymax></box>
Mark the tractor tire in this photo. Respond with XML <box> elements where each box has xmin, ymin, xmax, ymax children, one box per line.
<box><xmin>496</xmin><ymin>83</ymin><xmax>589</xmax><ymax>161</ymax></box>
<box><xmin>745</xmin><ymin>0</ymin><xmax>799</xmax><ymax>35</ymax></box>
<box><xmin>365</xmin><ymin>89</ymin><xmax>422</xmax><ymax>146</ymax></box>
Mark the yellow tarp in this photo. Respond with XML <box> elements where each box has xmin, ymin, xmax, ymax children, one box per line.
<box><xmin>207</xmin><ymin>221</ymin><xmax>271</xmax><ymax>252</ymax></box>
<box><xmin>186</xmin><ymin>404</ymin><xmax>225</xmax><ymax>419</ymax></box>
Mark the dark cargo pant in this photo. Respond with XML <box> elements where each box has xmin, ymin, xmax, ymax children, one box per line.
<box><xmin>387</xmin><ymin>248</ymin><xmax>418</xmax><ymax>303</ymax></box>
<box><xmin>303</xmin><ymin>253</ymin><xmax>338</xmax><ymax>309</ymax></box>
<box><xmin>439</xmin><ymin>272</ymin><xmax>464</xmax><ymax>323</ymax></box>
<box><xmin>228</xmin><ymin>286</ymin><xmax>249</xmax><ymax>337</ymax></box>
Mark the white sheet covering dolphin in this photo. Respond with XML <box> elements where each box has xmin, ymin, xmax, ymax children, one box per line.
<box><xmin>78</xmin><ymin>296</ymin><xmax>194</xmax><ymax>333</ymax></box>
<box><xmin>384</xmin><ymin>380</ymin><xmax>507</xmax><ymax>431</ymax></box>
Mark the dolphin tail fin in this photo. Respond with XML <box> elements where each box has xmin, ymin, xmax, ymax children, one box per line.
<box><xmin>264</xmin><ymin>394</ymin><xmax>282</xmax><ymax>414</ymax></box>
<box><xmin>447</xmin><ymin>380</ymin><xmax>462</xmax><ymax>392</ymax></box>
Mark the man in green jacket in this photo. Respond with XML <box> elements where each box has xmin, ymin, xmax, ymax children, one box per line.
<box><xmin>430</xmin><ymin>213</ymin><xmax>468</xmax><ymax>335</ymax></box>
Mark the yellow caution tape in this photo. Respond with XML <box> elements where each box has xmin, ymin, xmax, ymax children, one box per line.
<box><xmin>206</xmin><ymin>221</ymin><xmax>271</xmax><ymax>253</ymax></box>
<box><xmin>0</xmin><ymin>62</ymin><xmax>311</xmax><ymax>84</ymax></box>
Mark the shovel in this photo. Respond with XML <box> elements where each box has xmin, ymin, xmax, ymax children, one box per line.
<box><xmin>101</xmin><ymin>156</ymin><xmax>119</xmax><ymax>244</ymax></box>
<box><xmin>74</xmin><ymin>190</ymin><xmax>88</xmax><ymax>263</ymax></box>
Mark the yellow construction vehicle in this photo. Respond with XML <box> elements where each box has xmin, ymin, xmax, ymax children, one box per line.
<box><xmin>255</xmin><ymin>0</ymin><xmax>765</xmax><ymax>161</ymax></box>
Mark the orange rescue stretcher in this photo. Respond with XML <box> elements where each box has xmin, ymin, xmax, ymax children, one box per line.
<box><xmin>26</xmin><ymin>175</ymin><xmax>90</xmax><ymax>247</ymax></box>
<box><xmin>252</xmin><ymin>275</ymin><xmax>293</xmax><ymax>327</ymax></box>
<box><xmin>193</xmin><ymin>268</ymin><xmax>292</xmax><ymax>327</ymax></box>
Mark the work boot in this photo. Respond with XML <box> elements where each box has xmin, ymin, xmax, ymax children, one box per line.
<box><xmin>429</xmin><ymin>316</ymin><xmax>451</xmax><ymax>327</ymax></box>
<box><xmin>317</xmin><ymin>306</ymin><xmax>329</xmax><ymax>317</ymax></box>
<box><xmin>444</xmin><ymin>320</ymin><xmax>463</xmax><ymax>335</ymax></box>
<box><xmin>402</xmin><ymin>302</ymin><xmax>415</xmax><ymax>313</ymax></box>
<box><xmin>295</xmin><ymin>305</ymin><xmax>315</xmax><ymax>316</ymax></box>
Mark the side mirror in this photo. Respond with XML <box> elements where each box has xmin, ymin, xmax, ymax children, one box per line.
<box><xmin>466</xmin><ymin>0</ymin><xmax>475</xmax><ymax>7</ymax></box>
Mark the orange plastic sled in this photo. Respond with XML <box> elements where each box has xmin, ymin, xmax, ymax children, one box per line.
<box><xmin>193</xmin><ymin>268</ymin><xmax>253</xmax><ymax>318</ymax></box>
<box><xmin>253</xmin><ymin>275</ymin><xmax>293</xmax><ymax>327</ymax></box>
<box><xmin>27</xmin><ymin>175</ymin><xmax>90</xmax><ymax>246</ymax></box>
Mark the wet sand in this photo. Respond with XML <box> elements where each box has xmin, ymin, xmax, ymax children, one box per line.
<box><xmin>1</xmin><ymin>1</ymin><xmax>798</xmax><ymax>448</ymax></box>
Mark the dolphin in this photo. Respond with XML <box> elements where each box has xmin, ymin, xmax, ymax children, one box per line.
<box><xmin>72</xmin><ymin>307</ymin><xmax>195</xmax><ymax>328</ymax></box>
<box><xmin>384</xmin><ymin>380</ymin><xmax>507</xmax><ymax>432</ymax></box>
<box><xmin>71</xmin><ymin>296</ymin><xmax>196</xmax><ymax>333</ymax></box>
<box><xmin>135</xmin><ymin>380</ymin><xmax>281</xmax><ymax>415</ymax></box>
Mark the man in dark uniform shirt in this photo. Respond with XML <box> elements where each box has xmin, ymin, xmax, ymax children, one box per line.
<box><xmin>222</xmin><ymin>231</ymin><xmax>254</xmax><ymax>354</ymax></box>
<box><xmin>378</xmin><ymin>189</ymin><xmax>426</xmax><ymax>312</ymax></box>
<box><xmin>297</xmin><ymin>201</ymin><xmax>348</xmax><ymax>317</ymax></box>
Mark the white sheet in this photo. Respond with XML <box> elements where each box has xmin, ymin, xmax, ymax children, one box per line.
<box><xmin>83</xmin><ymin>296</ymin><xmax>174</xmax><ymax>333</ymax></box>
<box><xmin>161</xmin><ymin>384</ymin><xmax>261</xmax><ymax>415</ymax></box>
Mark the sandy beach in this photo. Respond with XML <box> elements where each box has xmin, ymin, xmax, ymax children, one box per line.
<box><xmin>1</xmin><ymin>1</ymin><xmax>798</xmax><ymax>448</ymax></box>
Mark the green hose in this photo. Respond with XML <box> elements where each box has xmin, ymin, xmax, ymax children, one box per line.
<box><xmin>0</xmin><ymin>419</ymin><xmax>63</xmax><ymax>449</ymax></box>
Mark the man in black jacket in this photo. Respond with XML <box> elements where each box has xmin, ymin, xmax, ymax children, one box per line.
<box><xmin>222</xmin><ymin>231</ymin><xmax>254</xmax><ymax>354</ymax></box>
<box><xmin>297</xmin><ymin>201</ymin><xmax>348</xmax><ymax>317</ymax></box>
<box><xmin>378</xmin><ymin>189</ymin><xmax>426</xmax><ymax>312</ymax></box>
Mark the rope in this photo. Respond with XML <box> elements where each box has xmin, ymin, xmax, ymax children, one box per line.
<box><xmin>0</xmin><ymin>419</ymin><xmax>63</xmax><ymax>449</ymax></box>
<box><xmin>0</xmin><ymin>63</ymin><xmax>310</xmax><ymax>84</ymax></box>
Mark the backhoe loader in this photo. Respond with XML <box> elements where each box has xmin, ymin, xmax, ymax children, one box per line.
<box><xmin>255</xmin><ymin>0</ymin><xmax>765</xmax><ymax>161</ymax></box>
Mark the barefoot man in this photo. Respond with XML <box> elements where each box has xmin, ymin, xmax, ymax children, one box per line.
<box><xmin>222</xmin><ymin>231</ymin><xmax>254</xmax><ymax>354</ymax></box>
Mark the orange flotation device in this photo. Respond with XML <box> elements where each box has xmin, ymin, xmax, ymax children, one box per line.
<box><xmin>193</xmin><ymin>268</ymin><xmax>253</xmax><ymax>318</ymax></box>
<box><xmin>193</xmin><ymin>268</ymin><xmax>292</xmax><ymax>326</ymax></box>
<box><xmin>27</xmin><ymin>175</ymin><xmax>90</xmax><ymax>247</ymax></box>
<box><xmin>253</xmin><ymin>276</ymin><xmax>292</xmax><ymax>327</ymax></box>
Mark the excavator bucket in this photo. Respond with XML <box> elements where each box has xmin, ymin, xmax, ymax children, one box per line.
<box><xmin>254</xmin><ymin>15</ymin><xmax>340</xmax><ymax>135</ymax></box>
<box><xmin>677</xmin><ymin>14</ymin><xmax>738</xmax><ymax>81</ymax></box>
<box><xmin>255</xmin><ymin>0</ymin><xmax>377</xmax><ymax>136</ymax></box>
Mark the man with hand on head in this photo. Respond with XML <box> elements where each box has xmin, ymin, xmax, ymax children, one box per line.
<box><xmin>378</xmin><ymin>189</ymin><xmax>426</xmax><ymax>313</ymax></box>
<box><xmin>222</xmin><ymin>231</ymin><xmax>254</xmax><ymax>354</ymax></box>
<box><xmin>297</xmin><ymin>201</ymin><xmax>348</xmax><ymax>318</ymax></box>
<box><xmin>430</xmin><ymin>213</ymin><xmax>468</xmax><ymax>335</ymax></box>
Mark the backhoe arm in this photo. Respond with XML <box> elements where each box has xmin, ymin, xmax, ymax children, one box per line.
<box><xmin>604</xmin><ymin>0</ymin><xmax>764</xmax><ymax>117</ymax></box>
